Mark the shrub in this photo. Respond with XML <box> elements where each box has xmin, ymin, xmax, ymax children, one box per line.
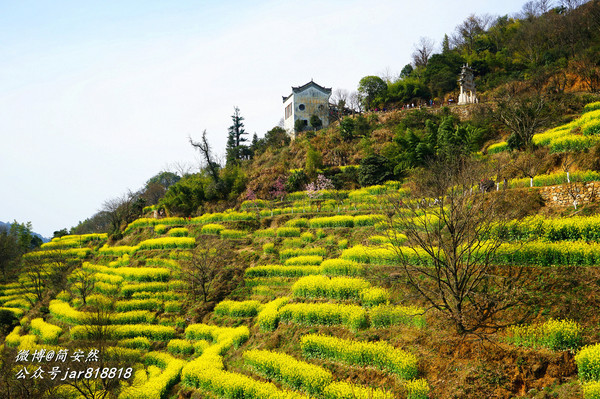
<box><xmin>301</xmin><ymin>232</ymin><xmax>315</xmax><ymax>243</ymax></box>
<box><xmin>154</xmin><ymin>224</ymin><xmax>168</xmax><ymax>234</ymax></box>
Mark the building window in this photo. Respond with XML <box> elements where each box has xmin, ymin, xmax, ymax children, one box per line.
<box><xmin>285</xmin><ymin>104</ymin><xmax>292</xmax><ymax>119</ymax></box>
<box><xmin>298</xmin><ymin>104</ymin><xmax>305</xmax><ymax>111</ymax></box>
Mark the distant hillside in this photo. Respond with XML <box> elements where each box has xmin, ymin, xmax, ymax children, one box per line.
<box><xmin>0</xmin><ymin>220</ymin><xmax>50</xmax><ymax>243</ymax></box>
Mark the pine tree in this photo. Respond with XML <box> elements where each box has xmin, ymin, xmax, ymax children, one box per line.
<box><xmin>225</xmin><ymin>106</ymin><xmax>249</xmax><ymax>166</ymax></box>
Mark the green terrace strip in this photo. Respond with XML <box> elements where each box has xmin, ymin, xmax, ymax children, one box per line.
<box><xmin>576</xmin><ymin>344</ymin><xmax>600</xmax><ymax>382</ymax></box>
<box><xmin>154</xmin><ymin>224</ymin><xmax>168</xmax><ymax>234</ymax></box>
<box><xmin>322</xmin><ymin>381</ymin><xmax>395</xmax><ymax>399</ymax></box>
<box><xmin>370</xmin><ymin>304</ymin><xmax>426</xmax><ymax>328</ymax></box>
<box><xmin>254</xmin><ymin>228</ymin><xmax>276</xmax><ymax>237</ymax></box>
<box><xmin>118</xmin><ymin>337</ymin><xmax>151</xmax><ymax>350</ymax></box>
<box><xmin>301</xmin><ymin>333</ymin><xmax>419</xmax><ymax>380</ymax></box>
<box><xmin>280</xmin><ymin>247</ymin><xmax>327</xmax><ymax>260</ymax></box>
<box><xmin>167</xmin><ymin>339</ymin><xmax>194</xmax><ymax>355</ymax></box>
<box><xmin>320</xmin><ymin>259</ymin><xmax>364</xmax><ymax>276</ymax></box>
<box><xmin>291</xmin><ymin>275</ymin><xmax>389</xmax><ymax>306</ymax></box>
<box><xmin>70</xmin><ymin>324</ymin><xmax>176</xmax><ymax>340</ymax></box>
<box><xmin>121</xmin><ymin>282</ymin><xmax>183</xmax><ymax>298</ymax></box>
<box><xmin>167</xmin><ymin>227</ymin><xmax>189</xmax><ymax>237</ymax></box>
<box><xmin>219</xmin><ymin>229</ymin><xmax>246</xmax><ymax>239</ymax></box>
<box><xmin>309</xmin><ymin>215</ymin><xmax>354</xmax><ymax>228</ymax></box>
<box><xmin>137</xmin><ymin>237</ymin><xmax>195</xmax><ymax>250</ymax></box>
<box><xmin>282</xmin><ymin>237</ymin><xmax>304</xmax><ymax>248</ymax></box>
<box><xmin>279</xmin><ymin>302</ymin><xmax>368</xmax><ymax>331</ymax></box>
<box><xmin>114</xmin><ymin>298</ymin><xmax>162</xmax><ymax>312</ymax></box>
<box><xmin>41</xmin><ymin>233</ymin><xmax>107</xmax><ymax>249</ymax></box>
<box><xmin>277</xmin><ymin>227</ymin><xmax>301</xmax><ymax>237</ymax></box>
<box><xmin>109</xmin><ymin>254</ymin><xmax>131</xmax><ymax>267</ymax></box>
<box><xmin>505</xmin><ymin>318</ymin><xmax>582</xmax><ymax>351</ymax></box>
<box><xmin>23</xmin><ymin>248</ymin><xmax>90</xmax><ymax>259</ymax></box>
<box><xmin>494</xmin><ymin>241</ymin><xmax>600</xmax><ymax>266</ymax></box>
<box><xmin>201</xmin><ymin>223</ymin><xmax>224</xmax><ymax>234</ymax></box>
<box><xmin>245</xmin><ymin>265</ymin><xmax>321</xmax><ymax>278</ymax></box>
<box><xmin>243</xmin><ymin>349</ymin><xmax>333</xmax><ymax>396</ymax></box>
<box><xmin>214</xmin><ymin>300</ymin><xmax>263</xmax><ymax>317</ymax></box>
<box><xmin>508</xmin><ymin>170</ymin><xmax>600</xmax><ymax>189</ymax></box>
<box><xmin>29</xmin><ymin>318</ymin><xmax>62</xmax><ymax>344</ymax></box>
<box><xmin>99</xmin><ymin>245</ymin><xmax>138</xmax><ymax>256</ymax></box>
<box><xmin>184</xmin><ymin>324</ymin><xmax>250</xmax><ymax>349</ymax></box>
<box><xmin>284</xmin><ymin>255</ymin><xmax>324</xmax><ymax>266</ymax></box>
<box><xmin>492</xmin><ymin>215</ymin><xmax>600</xmax><ymax>241</ymax></box>
<box><xmin>256</xmin><ymin>297</ymin><xmax>290</xmax><ymax>332</ymax></box>
<box><xmin>118</xmin><ymin>351</ymin><xmax>185</xmax><ymax>399</ymax></box>
<box><xmin>82</xmin><ymin>262</ymin><xmax>171</xmax><ymax>282</ymax></box>
<box><xmin>146</xmin><ymin>258</ymin><xmax>180</xmax><ymax>269</ymax></box>
<box><xmin>583</xmin><ymin>382</ymin><xmax>600</xmax><ymax>399</ymax></box>
<box><xmin>285</xmin><ymin>218</ymin><xmax>310</xmax><ymax>228</ymax></box>
<box><xmin>183</xmin><ymin>363</ymin><xmax>308</xmax><ymax>399</ymax></box>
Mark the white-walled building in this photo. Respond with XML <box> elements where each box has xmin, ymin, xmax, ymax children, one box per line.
<box><xmin>283</xmin><ymin>80</ymin><xmax>331</xmax><ymax>138</ymax></box>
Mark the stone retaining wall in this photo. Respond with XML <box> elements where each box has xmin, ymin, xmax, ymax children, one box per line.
<box><xmin>539</xmin><ymin>181</ymin><xmax>600</xmax><ymax>207</ymax></box>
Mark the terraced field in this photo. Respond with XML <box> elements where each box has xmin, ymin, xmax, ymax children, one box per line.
<box><xmin>3</xmin><ymin>180</ymin><xmax>600</xmax><ymax>398</ymax></box>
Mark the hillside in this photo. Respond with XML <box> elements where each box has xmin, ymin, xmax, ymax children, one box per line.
<box><xmin>5</xmin><ymin>130</ymin><xmax>600</xmax><ymax>398</ymax></box>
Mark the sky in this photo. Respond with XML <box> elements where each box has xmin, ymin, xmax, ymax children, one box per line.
<box><xmin>0</xmin><ymin>0</ymin><xmax>530</xmax><ymax>238</ymax></box>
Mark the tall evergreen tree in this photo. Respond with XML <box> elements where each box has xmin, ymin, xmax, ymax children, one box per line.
<box><xmin>225</xmin><ymin>106</ymin><xmax>249</xmax><ymax>166</ymax></box>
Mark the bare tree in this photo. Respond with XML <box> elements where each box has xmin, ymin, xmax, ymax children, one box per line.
<box><xmin>181</xmin><ymin>237</ymin><xmax>236</xmax><ymax>303</ymax></box>
<box><xmin>453</xmin><ymin>14</ymin><xmax>493</xmax><ymax>53</ymax></box>
<box><xmin>347</xmin><ymin>91</ymin><xmax>364</xmax><ymax>114</ymax></box>
<box><xmin>385</xmin><ymin>157</ymin><xmax>531</xmax><ymax>334</ymax></box>
<box><xmin>492</xmin><ymin>86</ymin><xmax>552</xmax><ymax>150</ymax></box>
<box><xmin>330</xmin><ymin>89</ymin><xmax>349</xmax><ymax>121</ymax></box>
<box><xmin>70</xmin><ymin>269</ymin><xmax>96</xmax><ymax>305</ymax></box>
<box><xmin>411</xmin><ymin>37</ymin><xmax>435</xmax><ymax>68</ymax></box>
<box><xmin>189</xmin><ymin>130</ymin><xmax>220</xmax><ymax>184</ymax></box>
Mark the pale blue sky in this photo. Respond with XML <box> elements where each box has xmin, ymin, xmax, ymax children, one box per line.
<box><xmin>0</xmin><ymin>0</ymin><xmax>529</xmax><ymax>237</ymax></box>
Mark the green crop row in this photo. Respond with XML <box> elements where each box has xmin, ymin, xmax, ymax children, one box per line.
<box><xmin>30</xmin><ymin>318</ymin><xmax>62</xmax><ymax>344</ymax></box>
<box><xmin>256</xmin><ymin>297</ymin><xmax>289</xmax><ymax>332</ymax></box>
<box><xmin>214</xmin><ymin>300</ymin><xmax>262</xmax><ymax>317</ymax></box>
<box><xmin>492</xmin><ymin>215</ymin><xmax>600</xmax><ymax>242</ymax></box>
<box><xmin>291</xmin><ymin>275</ymin><xmax>389</xmax><ymax>305</ymax></box>
<box><xmin>505</xmin><ymin>318</ymin><xmax>582</xmax><ymax>351</ymax></box>
<box><xmin>118</xmin><ymin>352</ymin><xmax>185</xmax><ymax>399</ymax></box>
<box><xmin>245</xmin><ymin>265</ymin><xmax>321</xmax><ymax>278</ymax></box>
<box><xmin>284</xmin><ymin>255</ymin><xmax>324</xmax><ymax>266</ymax></box>
<box><xmin>279</xmin><ymin>303</ymin><xmax>368</xmax><ymax>331</ymax></box>
<box><xmin>243</xmin><ymin>349</ymin><xmax>333</xmax><ymax>396</ymax></box>
<box><xmin>323</xmin><ymin>382</ymin><xmax>395</xmax><ymax>399</ymax></box>
<box><xmin>280</xmin><ymin>247</ymin><xmax>327</xmax><ymax>260</ymax></box>
<box><xmin>576</xmin><ymin>344</ymin><xmax>600</xmax><ymax>382</ymax></box>
<box><xmin>301</xmin><ymin>333</ymin><xmax>418</xmax><ymax>380</ymax></box>
<box><xmin>71</xmin><ymin>324</ymin><xmax>175</xmax><ymax>340</ymax></box>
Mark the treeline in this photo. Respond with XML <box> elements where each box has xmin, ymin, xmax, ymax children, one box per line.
<box><xmin>352</xmin><ymin>0</ymin><xmax>599</xmax><ymax>111</ymax></box>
